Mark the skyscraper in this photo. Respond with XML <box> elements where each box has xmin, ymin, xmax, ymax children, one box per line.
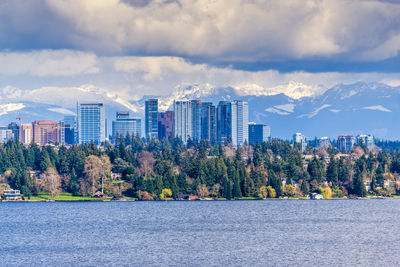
<box><xmin>145</xmin><ymin>99</ymin><xmax>158</xmax><ymax>140</ymax></box>
<box><xmin>191</xmin><ymin>100</ymin><xmax>202</xmax><ymax>141</ymax></box>
<box><xmin>201</xmin><ymin>102</ymin><xmax>216</xmax><ymax>143</ymax></box>
<box><xmin>0</xmin><ymin>126</ymin><xmax>13</xmax><ymax>143</ymax></box>
<box><xmin>63</xmin><ymin>115</ymin><xmax>76</xmax><ymax>145</ymax></box>
<box><xmin>174</xmin><ymin>100</ymin><xmax>192</xmax><ymax>143</ymax></box>
<box><xmin>77</xmin><ymin>103</ymin><xmax>106</xmax><ymax>145</ymax></box>
<box><xmin>112</xmin><ymin>111</ymin><xmax>141</xmax><ymax>143</ymax></box>
<box><xmin>234</xmin><ymin>100</ymin><xmax>248</xmax><ymax>146</ymax></box>
<box><xmin>248</xmin><ymin>123</ymin><xmax>270</xmax><ymax>144</ymax></box>
<box><xmin>20</xmin><ymin>124</ymin><xmax>33</xmax><ymax>145</ymax></box>
<box><xmin>158</xmin><ymin>111</ymin><xmax>174</xmax><ymax>140</ymax></box>
<box><xmin>217</xmin><ymin>101</ymin><xmax>232</xmax><ymax>145</ymax></box>
<box><xmin>293</xmin><ymin>133</ymin><xmax>307</xmax><ymax>152</ymax></box>
<box><xmin>217</xmin><ymin>100</ymin><xmax>248</xmax><ymax>146</ymax></box>
<box><xmin>32</xmin><ymin>120</ymin><xmax>59</xmax><ymax>146</ymax></box>
<box><xmin>337</xmin><ymin>135</ymin><xmax>354</xmax><ymax>153</ymax></box>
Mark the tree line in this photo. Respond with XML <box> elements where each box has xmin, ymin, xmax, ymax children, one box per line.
<box><xmin>1</xmin><ymin>135</ymin><xmax>400</xmax><ymax>200</ymax></box>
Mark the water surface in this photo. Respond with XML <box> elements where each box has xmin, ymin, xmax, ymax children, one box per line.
<box><xmin>1</xmin><ymin>199</ymin><xmax>400</xmax><ymax>266</ymax></box>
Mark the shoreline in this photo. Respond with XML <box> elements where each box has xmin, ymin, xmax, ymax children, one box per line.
<box><xmin>1</xmin><ymin>196</ymin><xmax>398</xmax><ymax>202</ymax></box>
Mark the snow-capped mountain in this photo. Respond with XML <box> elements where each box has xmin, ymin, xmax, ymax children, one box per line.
<box><xmin>0</xmin><ymin>82</ymin><xmax>399</xmax><ymax>140</ymax></box>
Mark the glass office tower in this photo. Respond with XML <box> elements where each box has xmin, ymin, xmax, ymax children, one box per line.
<box><xmin>145</xmin><ymin>99</ymin><xmax>158</xmax><ymax>140</ymax></box>
<box><xmin>112</xmin><ymin>111</ymin><xmax>141</xmax><ymax>143</ymax></box>
<box><xmin>77</xmin><ymin>103</ymin><xmax>106</xmax><ymax>145</ymax></box>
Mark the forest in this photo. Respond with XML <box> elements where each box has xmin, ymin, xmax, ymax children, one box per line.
<box><xmin>1</xmin><ymin>135</ymin><xmax>400</xmax><ymax>200</ymax></box>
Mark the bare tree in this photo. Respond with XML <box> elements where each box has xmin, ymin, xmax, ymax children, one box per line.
<box><xmin>99</xmin><ymin>155</ymin><xmax>112</xmax><ymax>193</ymax></box>
<box><xmin>137</xmin><ymin>151</ymin><xmax>155</xmax><ymax>176</ymax></box>
<box><xmin>41</xmin><ymin>167</ymin><xmax>61</xmax><ymax>199</ymax></box>
<box><xmin>83</xmin><ymin>155</ymin><xmax>102</xmax><ymax>196</ymax></box>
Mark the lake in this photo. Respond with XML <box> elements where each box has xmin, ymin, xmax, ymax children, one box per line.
<box><xmin>1</xmin><ymin>199</ymin><xmax>400</xmax><ymax>266</ymax></box>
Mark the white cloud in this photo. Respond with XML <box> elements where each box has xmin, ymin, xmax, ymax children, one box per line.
<box><xmin>362</xmin><ymin>105</ymin><xmax>391</xmax><ymax>112</ymax></box>
<box><xmin>39</xmin><ymin>0</ymin><xmax>400</xmax><ymax>61</ymax></box>
<box><xmin>0</xmin><ymin>50</ymin><xmax>99</xmax><ymax>76</ymax></box>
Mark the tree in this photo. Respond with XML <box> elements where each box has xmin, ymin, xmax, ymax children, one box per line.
<box><xmin>352</xmin><ymin>170</ymin><xmax>367</xmax><ymax>197</ymax></box>
<box><xmin>326</xmin><ymin>158</ymin><xmax>338</xmax><ymax>185</ymax></box>
<box><xmin>258</xmin><ymin>185</ymin><xmax>268</xmax><ymax>199</ymax></box>
<box><xmin>40</xmin><ymin>167</ymin><xmax>61</xmax><ymax>199</ymax></box>
<box><xmin>196</xmin><ymin>184</ymin><xmax>210</xmax><ymax>198</ymax></box>
<box><xmin>321</xmin><ymin>186</ymin><xmax>332</xmax><ymax>199</ymax></box>
<box><xmin>83</xmin><ymin>155</ymin><xmax>102</xmax><ymax>196</ymax></box>
<box><xmin>210</xmin><ymin>184</ymin><xmax>221</xmax><ymax>198</ymax></box>
<box><xmin>160</xmin><ymin>188</ymin><xmax>172</xmax><ymax>200</ymax></box>
<box><xmin>283</xmin><ymin>184</ymin><xmax>296</xmax><ymax>196</ymax></box>
<box><xmin>223</xmin><ymin>176</ymin><xmax>232</xmax><ymax>200</ymax></box>
<box><xmin>300</xmin><ymin>180</ymin><xmax>309</xmax><ymax>195</ymax></box>
<box><xmin>266</xmin><ymin>186</ymin><xmax>276</xmax><ymax>198</ymax></box>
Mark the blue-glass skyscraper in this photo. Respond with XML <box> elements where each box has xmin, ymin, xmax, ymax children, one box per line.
<box><xmin>77</xmin><ymin>103</ymin><xmax>106</xmax><ymax>145</ymax></box>
<box><xmin>201</xmin><ymin>102</ymin><xmax>216</xmax><ymax>143</ymax></box>
<box><xmin>145</xmin><ymin>99</ymin><xmax>158</xmax><ymax>140</ymax></box>
<box><xmin>191</xmin><ymin>100</ymin><xmax>202</xmax><ymax>141</ymax></box>
<box><xmin>217</xmin><ymin>100</ymin><xmax>248</xmax><ymax>146</ymax></box>
<box><xmin>112</xmin><ymin>111</ymin><xmax>141</xmax><ymax>143</ymax></box>
<box><xmin>64</xmin><ymin>115</ymin><xmax>76</xmax><ymax>145</ymax></box>
<box><xmin>249</xmin><ymin>123</ymin><xmax>271</xmax><ymax>144</ymax></box>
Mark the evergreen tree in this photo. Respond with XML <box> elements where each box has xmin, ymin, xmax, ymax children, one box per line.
<box><xmin>300</xmin><ymin>180</ymin><xmax>309</xmax><ymax>195</ymax></box>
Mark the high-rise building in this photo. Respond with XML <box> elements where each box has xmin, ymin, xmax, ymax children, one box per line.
<box><xmin>20</xmin><ymin>124</ymin><xmax>33</xmax><ymax>145</ymax></box>
<box><xmin>77</xmin><ymin>103</ymin><xmax>106</xmax><ymax>145</ymax></box>
<box><xmin>293</xmin><ymin>133</ymin><xmax>307</xmax><ymax>152</ymax></box>
<box><xmin>234</xmin><ymin>100</ymin><xmax>248</xmax><ymax>146</ymax></box>
<box><xmin>158</xmin><ymin>111</ymin><xmax>174</xmax><ymax>140</ymax></box>
<box><xmin>317</xmin><ymin>137</ymin><xmax>330</xmax><ymax>147</ymax></box>
<box><xmin>63</xmin><ymin>115</ymin><xmax>76</xmax><ymax>145</ymax></box>
<box><xmin>191</xmin><ymin>100</ymin><xmax>202</xmax><ymax>141</ymax></box>
<box><xmin>337</xmin><ymin>135</ymin><xmax>354</xmax><ymax>153</ymax></box>
<box><xmin>145</xmin><ymin>99</ymin><xmax>158</xmax><ymax>140</ymax></box>
<box><xmin>32</xmin><ymin>120</ymin><xmax>59</xmax><ymax>146</ymax></box>
<box><xmin>112</xmin><ymin>111</ymin><xmax>141</xmax><ymax>143</ymax></box>
<box><xmin>217</xmin><ymin>100</ymin><xmax>248</xmax><ymax>146</ymax></box>
<box><xmin>217</xmin><ymin>101</ymin><xmax>232</xmax><ymax>145</ymax></box>
<box><xmin>357</xmin><ymin>134</ymin><xmax>374</xmax><ymax>147</ymax></box>
<box><xmin>0</xmin><ymin>126</ymin><xmax>13</xmax><ymax>143</ymax></box>
<box><xmin>248</xmin><ymin>123</ymin><xmax>270</xmax><ymax>144</ymax></box>
<box><xmin>8</xmin><ymin>122</ymin><xmax>19</xmax><ymax>142</ymax></box>
<box><xmin>174</xmin><ymin>100</ymin><xmax>192</xmax><ymax>143</ymax></box>
<box><xmin>201</xmin><ymin>102</ymin><xmax>216</xmax><ymax>143</ymax></box>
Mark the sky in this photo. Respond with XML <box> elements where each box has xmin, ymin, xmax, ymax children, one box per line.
<box><xmin>1</xmin><ymin>0</ymin><xmax>400</xmax><ymax>109</ymax></box>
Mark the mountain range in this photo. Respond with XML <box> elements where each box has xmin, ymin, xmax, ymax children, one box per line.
<box><xmin>0</xmin><ymin>82</ymin><xmax>399</xmax><ymax>140</ymax></box>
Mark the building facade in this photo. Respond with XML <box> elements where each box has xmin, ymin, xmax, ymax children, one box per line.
<box><xmin>293</xmin><ymin>132</ymin><xmax>307</xmax><ymax>152</ymax></box>
<box><xmin>145</xmin><ymin>99</ymin><xmax>158</xmax><ymax>140</ymax></box>
<box><xmin>357</xmin><ymin>134</ymin><xmax>374</xmax><ymax>147</ymax></box>
<box><xmin>77</xmin><ymin>103</ymin><xmax>106</xmax><ymax>145</ymax></box>
<box><xmin>158</xmin><ymin>111</ymin><xmax>174</xmax><ymax>140</ymax></box>
<box><xmin>234</xmin><ymin>100</ymin><xmax>249</xmax><ymax>146</ymax></box>
<box><xmin>248</xmin><ymin>123</ymin><xmax>270</xmax><ymax>144</ymax></box>
<box><xmin>112</xmin><ymin>111</ymin><xmax>141</xmax><ymax>143</ymax></box>
<box><xmin>8</xmin><ymin>122</ymin><xmax>19</xmax><ymax>142</ymax></box>
<box><xmin>32</xmin><ymin>120</ymin><xmax>59</xmax><ymax>146</ymax></box>
<box><xmin>20</xmin><ymin>124</ymin><xmax>33</xmax><ymax>145</ymax></box>
<box><xmin>217</xmin><ymin>100</ymin><xmax>248</xmax><ymax>146</ymax></box>
<box><xmin>191</xmin><ymin>100</ymin><xmax>202</xmax><ymax>141</ymax></box>
<box><xmin>63</xmin><ymin>115</ymin><xmax>76</xmax><ymax>145</ymax></box>
<box><xmin>0</xmin><ymin>126</ymin><xmax>13</xmax><ymax>143</ymax></box>
<box><xmin>201</xmin><ymin>102</ymin><xmax>216</xmax><ymax>143</ymax></box>
<box><xmin>217</xmin><ymin>101</ymin><xmax>232</xmax><ymax>145</ymax></box>
<box><xmin>337</xmin><ymin>135</ymin><xmax>354</xmax><ymax>153</ymax></box>
<box><xmin>174</xmin><ymin>100</ymin><xmax>192</xmax><ymax>143</ymax></box>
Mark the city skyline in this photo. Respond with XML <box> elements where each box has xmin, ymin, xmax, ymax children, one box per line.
<box><xmin>0</xmin><ymin>0</ymin><xmax>400</xmax><ymax>114</ymax></box>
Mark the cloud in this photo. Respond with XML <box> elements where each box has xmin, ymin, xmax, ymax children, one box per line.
<box><xmin>1</xmin><ymin>0</ymin><xmax>400</xmax><ymax>62</ymax></box>
<box><xmin>0</xmin><ymin>50</ymin><xmax>99</xmax><ymax>76</ymax></box>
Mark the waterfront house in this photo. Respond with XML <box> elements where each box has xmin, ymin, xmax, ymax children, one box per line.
<box><xmin>3</xmin><ymin>189</ymin><xmax>22</xmax><ymax>200</ymax></box>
